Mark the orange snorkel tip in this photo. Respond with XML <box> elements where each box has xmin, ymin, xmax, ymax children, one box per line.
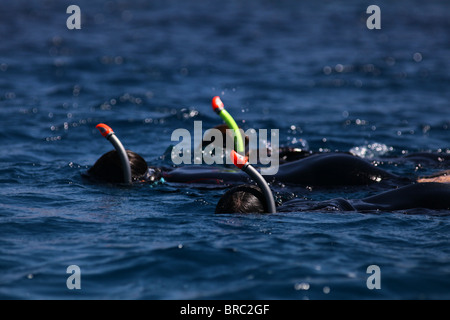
<box><xmin>230</xmin><ymin>150</ymin><xmax>248</xmax><ymax>170</ymax></box>
<box><xmin>96</xmin><ymin>123</ymin><xmax>114</xmax><ymax>138</ymax></box>
<box><xmin>212</xmin><ymin>96</ymin><xmax>224</xmax><ymax>113</ymax></box>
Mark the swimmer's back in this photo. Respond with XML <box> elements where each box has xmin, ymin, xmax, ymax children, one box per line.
<box><xmin>162</xmin><ymin>165</ymin><xmax>249</xmax><ymax>185</ymax></box>
<box><xmin>353</xmin><ymin>182</ymin><xmax>450</xmax><ymax>211</ymax></box>
<box><xmin>273</xmin><ymin>153</ymin><xmax>405</xmax><ymax>186</ymax></box>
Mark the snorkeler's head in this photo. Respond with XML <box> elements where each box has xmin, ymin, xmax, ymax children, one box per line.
<box><xmin>215</xmin><ymin>184</ymin><xmax>267</xmax><ymax>214</ymax></box>
<box><xmin>88</xmin><ymin>150</ymin><xmax>149</xmax><ymax>183</ymax></box>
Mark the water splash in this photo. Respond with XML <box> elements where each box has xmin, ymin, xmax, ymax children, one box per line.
<box><xmin>350</xmin><ymin>142</ymin><xmax>393</xmax><ymax>159</ymax></box>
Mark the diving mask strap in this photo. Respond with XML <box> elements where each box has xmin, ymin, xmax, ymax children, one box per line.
<box><xmin>96</xmin><ymin>123</ymin><xmax>132</xmax><ymax>184</ymax></box>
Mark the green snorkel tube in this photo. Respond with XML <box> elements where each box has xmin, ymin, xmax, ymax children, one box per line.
<box><xmin>212</xmin><ymin>96</ymin><xmax>245</xmax><ymax>154</ymax></box>
<box><xmin>96</xmin><ymin>123</ymin><xmax>132</xmax><ymax>184</ymax></box>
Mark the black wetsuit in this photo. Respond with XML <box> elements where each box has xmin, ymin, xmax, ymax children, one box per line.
<box><xmin>278</xmin><ymin>183</ymin><xmax>450</xmax><ymax>213</ymax></box>
<box><xmin>161</xmin><ymin>165</ymin><xmax>249</xmax><ymax>185</ymax></box>
<box><xmin>161</xmin><ymin>153</ymin><xmax>409</xmax><ymax>187</ymax></box>
<box><xmin>272</xmin><ymin>153</ymin><xmax>405</xmax><ymax>186</ymax></box>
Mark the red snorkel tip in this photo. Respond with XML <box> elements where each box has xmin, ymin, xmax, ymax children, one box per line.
<box><xmin>96</xmin><ymin>123</ymin><xmax>114</xmax><ymax>138</ymax></box>
<box><xmin>212</xmin><ymin>96</ymin><xmax>224</xmax><ymax>112</ymax></box>
<box><xmin>231</xmin><ymin>150</ymin><xmax>248</xmax><ymax>170</ymax></box>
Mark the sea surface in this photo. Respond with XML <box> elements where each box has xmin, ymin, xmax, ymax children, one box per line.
<box><xmin>0</xmin><ymin>0</ymin><xmax>449</xmax><ymax>300</ymax></box>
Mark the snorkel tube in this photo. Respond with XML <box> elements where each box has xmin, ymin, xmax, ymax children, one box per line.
<box><xmin>212</xmin><ymin>96</ymin><xmax>245</xmax><ymax>154</ymax></box>
<box><xmin>231</xmin><ymin>150</ymin><xmax>276</xmax><ymax>213</ymax></box>
<box><xmin>95</xmin><ymin>123</ymin><xmax>132</xmax><ymax>184</ymax></box>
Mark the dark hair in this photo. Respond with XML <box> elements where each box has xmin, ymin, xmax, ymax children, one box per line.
<box><xmin>202</xmin><ymin>124</ymin><xmax>250</xmax><ymax>155</ymax></box>
<box><xmin>215</xmin><ymin>184</ymin><xmax>268</xmax><ymax>214</ymax></box>
<box><xmin>87</xmin><ymin>150</ymin><xmax>149</xmax><ymax>183</ymax></box>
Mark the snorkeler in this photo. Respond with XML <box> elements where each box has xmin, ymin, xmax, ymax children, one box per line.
<box><xmin>215</xmin><ymin>150</ymin><xmax>450</xmax><ymax>214</ymax></box>
<box><xmin>215</xmin><ymin>182</ymin><xmax>450</xmax><ymax>213</ymax></box>
<box><xmin>85</xmin><ymin>123</ymin><xmax>161</xmax><ymax>184</ymax></box>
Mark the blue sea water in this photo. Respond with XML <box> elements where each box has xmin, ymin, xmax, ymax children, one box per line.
<box><xmin>0</xmin><ymin>0</ymin><xmax>449</xmax><ymax>300</ymax></box>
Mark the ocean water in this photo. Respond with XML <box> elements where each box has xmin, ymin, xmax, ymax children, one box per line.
<box><xmin>0</xmin><ymin>0</ymin><xmax>449</xmax><ymax>300</ymax></box>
